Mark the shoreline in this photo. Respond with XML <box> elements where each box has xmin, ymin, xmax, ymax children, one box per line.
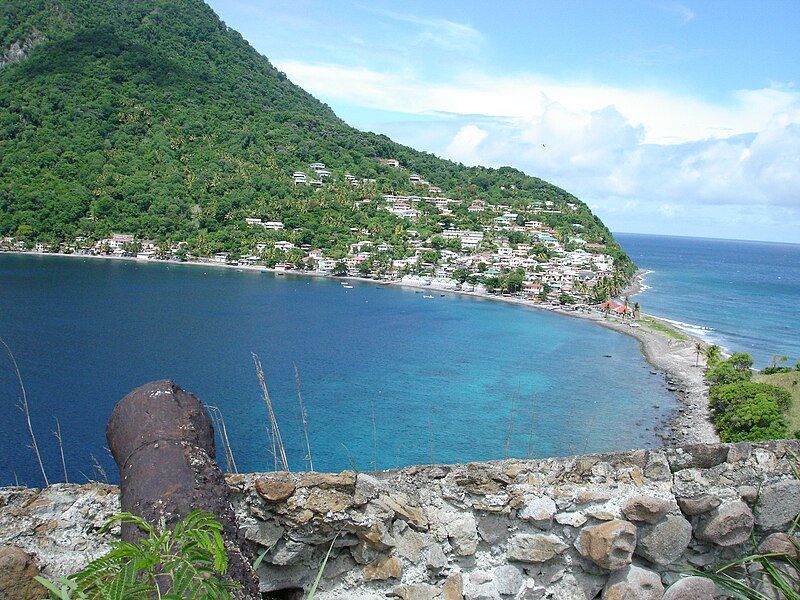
<box><xmin>1</xmin><ymin>251</ymin><xmax>717</xmax><ymax>446</ymax></box>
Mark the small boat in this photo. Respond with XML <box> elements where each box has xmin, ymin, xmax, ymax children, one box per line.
<box><xmin>440</xmin><ymin>294</ymin><xmax>445</xmax><ymax>297</ymax></box>
<box><xmin>423</xmin><ymin>294</ymin><xmax>434</xmax><ymax>299</ymax></box>
<box><xmin>342</xmin><ymin>284</ymin><xmax>354</xmax><ymax>289</ymax></box>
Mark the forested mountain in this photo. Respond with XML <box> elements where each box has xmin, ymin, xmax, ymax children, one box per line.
<box><xmin>0</xmin><ymin>0</ymin><xmax>633</xmax><ymax>276</ymax></box>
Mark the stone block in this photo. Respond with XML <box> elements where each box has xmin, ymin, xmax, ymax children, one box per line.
<box><xmin>602</xmin><ymin>565</ymin><xmax>664</xmax><ymax>600</ymax></box>
<box><xmin>696</xmin><ymin>501</ymin><xmax>754</xmax><ymax>547</ymax></box>
<box><xmin>575</xmin><ymin>520</ymin><xmax>637</xmax><ymax>570</ymax></box>
<box><xmin>635</xmin><ymin>514</ymin><xmax>693</xmax><ymax>565</ymax></box>
<box><xmin>507</xmin><ymin>533</ymin><xmax>568</xmax><ymax>563</ymax></box>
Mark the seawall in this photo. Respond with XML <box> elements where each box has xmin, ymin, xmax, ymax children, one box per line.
<box><xmin>2</xmin><ymin>439</ymin><xmax>799</xmax><ymax>599</ymax></box>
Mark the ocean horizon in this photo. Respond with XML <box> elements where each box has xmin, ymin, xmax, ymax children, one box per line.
<box><xmin>617</xmin><ymin>232</ymin><xmax>800</xmax><ymax>368</ymax></box>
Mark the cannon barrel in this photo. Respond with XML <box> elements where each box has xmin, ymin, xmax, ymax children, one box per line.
<box><xmin>106</xmin><ymin>380</ymin><xmax>259</xmax><ymax>597</ymax></box>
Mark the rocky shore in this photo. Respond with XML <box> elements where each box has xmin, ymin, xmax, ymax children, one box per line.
<box><xmin>584</xmin><ymin>314</ymin><xmax>717</xmax><ymax>446</ymax></box>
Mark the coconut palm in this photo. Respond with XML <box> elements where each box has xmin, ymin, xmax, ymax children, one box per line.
<box><xmin>695</xmin><ymin>342</ymin><xmax>704</xmax><ymax>367</ymax></box>
<box><xmin>704</xmin><ymin>344</ymin><xmax>722</xmax><ymax>366</ymax></box>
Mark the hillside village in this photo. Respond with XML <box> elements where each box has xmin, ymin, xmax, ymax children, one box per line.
<box><xmin>1</xmin><ymin>157</ymin><xmax>631</xmax><ymax>306</ymax></box>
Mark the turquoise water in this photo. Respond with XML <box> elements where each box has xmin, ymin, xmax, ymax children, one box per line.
<box><xmin>617</xmin><ymin>233</ymin><xmax>800</xmax><ymax>368</ymax></box>
<box><xmin>0</xmin><ymin>253</ymin><xmax>675</xmax><ymax>486</ymax></box>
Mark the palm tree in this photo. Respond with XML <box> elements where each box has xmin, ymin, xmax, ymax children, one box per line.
<box><xmin>633</xmin><ymin>302</ymin><xmax>641</xmax><ymax>319</ymax></box>
<box><xmin>704</xmin><ymin>344</ymin><xmax>722</xmax><ymax>366</ymax></box>
<box><xmin>769</xmin><ymin>354</ymin><xmax>788</xmax><ymax>369</ymax></box>
<box><xmin>694</xmin><ymin>342</ymin><xmax>703</xmax><ymax>367</ymax></box>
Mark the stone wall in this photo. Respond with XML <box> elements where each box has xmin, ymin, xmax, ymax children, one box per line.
<box><xmin>2</xmin><ymin>440</ymin><xmax>799</xmax><ymax>599</ymax></box>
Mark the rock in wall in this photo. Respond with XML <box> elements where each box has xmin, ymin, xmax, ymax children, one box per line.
<box><xmin>1</xmin><ymin>440</ymin><xmax>799</xmax><ymax>599</ymax></box>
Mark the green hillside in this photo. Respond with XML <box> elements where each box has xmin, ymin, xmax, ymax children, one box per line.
<box><xmin>0</xmin><ymin>0</ymin><xmax>633</xmax><ymax>280</ymax></box>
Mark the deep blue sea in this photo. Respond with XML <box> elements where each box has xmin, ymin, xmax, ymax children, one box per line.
<box><xmin>0</xmin><ymin>253</ymin><xmax>676</xmax><ymax>486</ymax></box>
<box><xmin>617</xmin><ymin>233</ymin><xmax>800</xmax><ymax>368</ymax></box>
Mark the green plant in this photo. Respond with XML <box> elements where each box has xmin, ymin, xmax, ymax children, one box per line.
<box><xmin>36</xmin><ymin>510</ymin><xmax>237</xmax><ymax>599</ymax></box>
<box><xmin>695</xmin><ymin>548</ymin><xmax>800</xmax><ymax>599</ymax></box>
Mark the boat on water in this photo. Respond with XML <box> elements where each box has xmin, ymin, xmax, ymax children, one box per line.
<box><xmin>343</xmin><ymin>284</ymin><xmax>354</xmax><ymax>289</ymax></box>
<box><xmin>423</xmin><ymin>294</ymin><xmax>434</xmax><ymax>298</ymax></box>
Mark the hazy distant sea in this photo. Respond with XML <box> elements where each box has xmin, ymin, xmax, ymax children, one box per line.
<box><xmin>617</xmin><ymin>233</ymin><xmax>800</xmax><ymax>368</ymax></box>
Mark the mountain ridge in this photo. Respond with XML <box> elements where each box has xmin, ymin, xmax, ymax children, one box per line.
<box><xmin>0</xmin><ymin>0</ymin><xmax>634</xmax><ymax>283</ymax></box>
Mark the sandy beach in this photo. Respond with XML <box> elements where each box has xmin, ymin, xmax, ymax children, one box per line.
<box><xmin>3</xmin><ymin>251</ymin><xmax>717</xmax><ymax>445</ymax></box>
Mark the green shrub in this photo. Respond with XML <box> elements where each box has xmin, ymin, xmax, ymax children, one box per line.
<box><xmin>36</xmin><ymin>510</ymin><xmax>237</xmax><ymax>599</ymax></box>
<box><xmin>708</xmin><ymin>352</ymin><xmax>754</xmax><ymax>386</ymax></box>
<box><xmin>709</xmin><ymin>378</ymin><xmax>792</xmax><ymax>443</ymax></box>
<box><xmin>716</xmin><ymin>392</ymin><xmax>788</xmax><ymax>442</ymax></box>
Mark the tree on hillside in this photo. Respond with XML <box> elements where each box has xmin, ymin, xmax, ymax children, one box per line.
<box><xmin>695</xmin><ymin>342</ymin><xmax>703</xmax><ymax>368</ymax></box>
<box><xmin>704</xmin><ymin>344</ymin><xmax>722</xmax><ymax>367</ymax></box>
<box><xmin>769</xmin><ymin>354</ymin><xmax>788</xmax><ymax>369</ymax></box>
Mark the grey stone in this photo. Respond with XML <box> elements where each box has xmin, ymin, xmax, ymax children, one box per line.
<box><xmin>666</xmin><ymin>444</ymin><xmax>729</xmax><ymax>471</ymax></box>
<box><xmin>392</xmin><ymin>520</ymin><xmax>432</xmax><ymax>562</ymax></box>
<box><xmin>350</xmin><ymin>541</ymin><xmax>382</xmax><ymax>565</ymax></box>
<box><xmin>643</xmin><ymin>451</ymin><xmax>671</xmax><ymax>481</ymax></box>
<box><xmin>696</xmin><ymin>501</ymin><xmax>754</xmax><ymax>547</ymax></box>
<box><xmin>739</xmin><ymin>485</ymin><xmax>758</xmax><ymax>504</ymax></box>
<box><xmin>478</xmin><ymin>514</ymin><xmax>510</xmax><ymax>545</ymax></box>
<box><xmin>755</xmin><ymin>480</ymin><xmax>800</xmax><ymax>531</ymax></box>
<box><xmin>354</xmin><ymin>473</ymin><xmax>383</xmax><ymax>504</ymax></box>
<box><xmin>391</xmin><ymin>583</ymin><xmax>441</xmax><ymax>600</ymax></box>
<box><xmin>727</xmin><ymin>442</ymin><xmax>752</xmax><ymax>462</ymax></box>
<box><xmin>636</xmin><ymin>514</ymin><xmax>693</xmax><ymax>565</ymax></box>
<box><xmin>540</xmin><ymin>573</ymin><xmax>592</xmax><ymax>600</ymax></box>
<box><xmin>556</xmin><ymin>511</ymin><xmax>588</xmax><ymax>527</ymax></box>
<box><xmin>622</xmin><ymin>495</ymin><xmax>673</xmax><ymax>524</ymax></box>
<box><xmin>662</xmin><ymin>576</ymin><xmax>718</xmax><ymax>600</ymax></box>
<box><xmin>575</xmin><ymin>520</ymin><xmax>637</xmax><ymax>570</ymax></box>
<box><xmin>268</xmin><ymin>538</ymin><xmax>312</xmax><ymax>565</ymax></box>
<box><xmin>421</xmin><ymin>543</ymin><xmax>448</xmax><ymax>570</ymax></box>
<box><xmin>242</xmin><ymin>519</ymin><xmax>284</xmax><ymax>548</ymax></box>
<box><xmin>507</xmin><ymin>533</ymin><xmax>568</xmax><ymax>563</ymax></box>
<box><xmin>677</xmin><ymin>494</ymin><xmax>721</xmax><ymax>516</ymax></box>
<box><xmin>445</xmin><ymin>511</ymin><xmax>479</xmax><ymax>556</ymax></box>
<box><xmin>492</xmin><ymin>564</ymin><xmax>523</xmax><ymax>596</ymax></box>
<box><xmin>465</xmin><ymin>571</ymin><xmax>500</xmax><ymax>600</ymax></box>
<box><xmin>758</xmin><ymin>532</ymin><xmax>799</xmax><ymax>557</ymax></box>
<box><xmin>602</xmin><ymin>565</ymin><xmax>665</xmax><ymax>600</ymax></box>
<box><xmin>519</xmin><ymin>495</ymin><xmax>557</xmax><ymax>529</ymax></box>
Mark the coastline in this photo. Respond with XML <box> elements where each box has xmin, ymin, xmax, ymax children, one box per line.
<box><xmin>1</xmin><ymin>251</ymin><xmax>717</xmax><ymax>446</ymax></box>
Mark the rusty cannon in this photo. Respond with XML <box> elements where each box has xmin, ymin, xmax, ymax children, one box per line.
<box><xmin>106</xmin><ymin>380</ymin><xmax>260</xmax><ymax>598</ymax></box>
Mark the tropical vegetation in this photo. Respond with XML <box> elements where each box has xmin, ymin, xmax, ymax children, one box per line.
<box><xmin>0</xmin><ymin>0</ymin><xmax>634</xmax><ymax>291</ymax></box>
<box><xmin>36</xmin><ymin>510</ymin><xmax>237</xmax><ymax>599</ymax></box>
<box><xmin>705</xmin><ymin>350</ymin><xmax>799</xmax><ymax>442</ymax></box>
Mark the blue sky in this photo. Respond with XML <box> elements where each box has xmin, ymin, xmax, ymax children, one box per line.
<box><xmin>207</xmin><ymin>0</ymin><xmax>800</xmax><ymax>243</ymax></box>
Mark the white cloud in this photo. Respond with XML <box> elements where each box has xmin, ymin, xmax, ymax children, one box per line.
<box><xmin>275</xmin><ymin>60</ymin><xmax>800</xmax><ymax>145</ymax></box>
<box><xmin>445</xmin><ymin>125</ymin><xmax>488</xmax><ymax>164</ymax></box>
<box><xmin>366</xmin><ymin>8</ymin><xmax>483</xmax><ymax>55</ymax></box>
<box><xmin>653</xmin><ymin>1</ymin><xmax>696</xmax><ymax>22</ymax></box>
<box><xmin>273</xmin><ymin>59</ymin><xmax>800</xmax><ymax>241</ymax></box>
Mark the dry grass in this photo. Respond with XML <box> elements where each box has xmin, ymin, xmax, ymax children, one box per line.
<box><xmin>1</xmin><ymin>335</ymin><xmax>49</xmax><ymax>486</ymax></box>
<box><xmin>253</xmin><ymin>353</ymin><xmax>289</xmax><ymax>471</ymax></box>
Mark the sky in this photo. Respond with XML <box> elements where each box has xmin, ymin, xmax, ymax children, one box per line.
<box><xmin>206</xmin><ymin>0</ymin><xmax>800</xmax><ymax>243</ymax></box>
